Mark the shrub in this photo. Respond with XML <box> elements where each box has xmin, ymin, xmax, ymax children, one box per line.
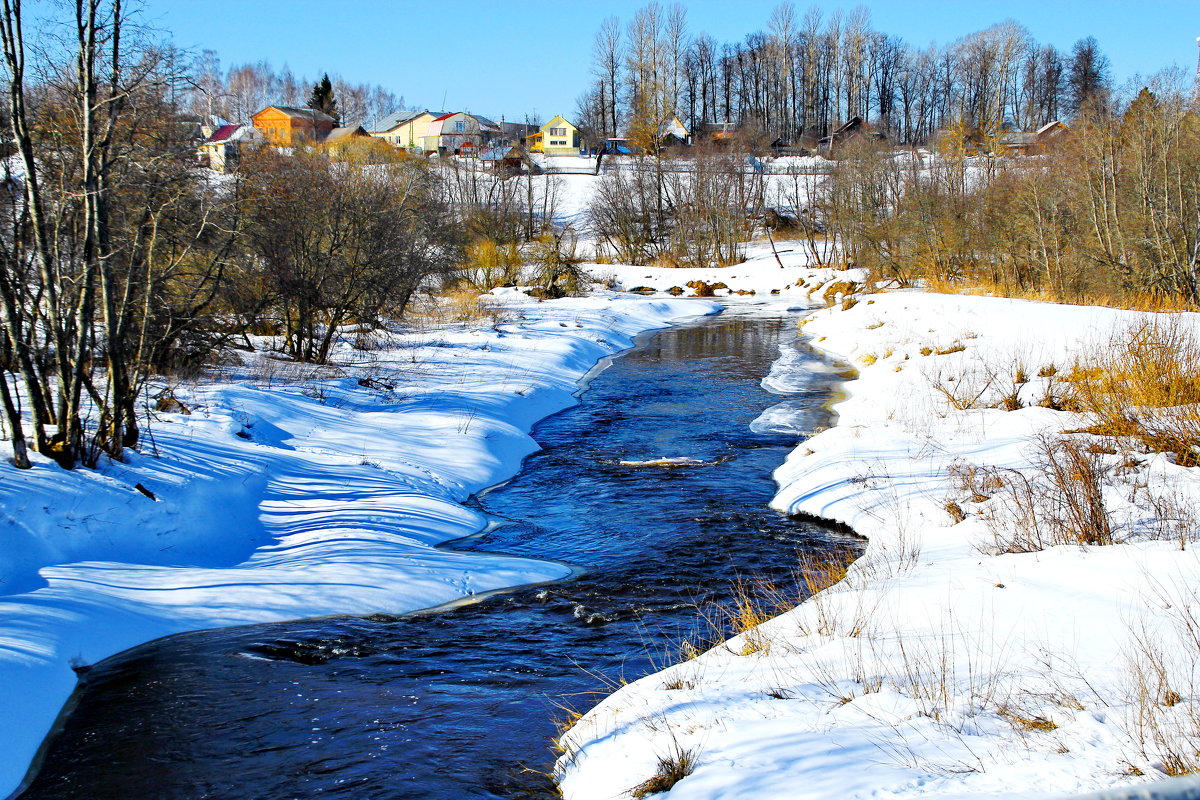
<box><xmin>459</xmin><ymin>238</ymin><xmax>522</xmax><ymax>290</ymax></box>
<box><xmin>976</xmin><ymin>435</ymin><xmax>1113</xmax><ymax>553</ymax></box>
<box><xmin>1069</xmin><ymin>319</ymin><xmax>1200</xmax><ymax>465</ymax></box>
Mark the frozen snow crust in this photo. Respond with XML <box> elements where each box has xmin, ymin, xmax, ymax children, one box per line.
<box><xmin>558</xmin><ymin>291</ymin><xmax>1200</xmax><ymax>799</ymax></box>
<box><xmin>0</xmin><ymin>291</ymin><xmax>720</xmax><ymax>796</ymax></box>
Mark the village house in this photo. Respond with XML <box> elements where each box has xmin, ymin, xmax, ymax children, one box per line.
<box><xmin>479</xmin><ymin>145</ymin><xmax>525</xmax><ymax>172</ymax></box>
<box><xmin>196</xmin><ymin>123</ymin><xmax>265</xmax><ymax>173</ymax></box>
<box><xmin>418</xmin><ymin>112</ymin><xmax>501</xmax><ymax>156</ymax></box>
<box><xmin>698</xmin><ymin>120</ymin><xmax>738</xmax><ymax>144</ymax></box>
<box><xmin>369</xmin><ymin>110</ymin><xmax>445</xmax><ymax>150</ymax></box>
<box><xmin>817</xmin><ymin>116</ymin><xmax>887</xmax><ymax>154</ymax></box>
<box><xmin>999</xmin><ymin>120</ymin><xmax>1070</xmax><ymax>156</ymax></box>
<box><xmin>319</xmin><ymin>125</ymin><xmax>371</xmax><ymax>155</ymax></box>
<box><xmin>495</xmin><ymin>121</ymin><xmax>539</xmax><ymax>148</ymax></box>
<box><xmin>527</xmin><ymin>116</ymin><xmax>580</xmax><ymax>155</ymax></box>
<box><xmin>251</xmin><ymin>106</ymin><xmax>337</xmax><ymax>146</ymax></box>
<box><xmin>658</xmin><ymin>115</ymin><xmax>691</xmax><ymax>148</ymax></box>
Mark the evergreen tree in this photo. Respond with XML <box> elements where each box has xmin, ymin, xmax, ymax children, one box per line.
<box><xmin>307</xmin><ymin>73</ymin><xmax>339</xmax><ymax>122</ymax></box>
<box><xmin>1066</xmin><ymin>36</ymin><xmax>1112</xmax><ymax>117</ymax></box>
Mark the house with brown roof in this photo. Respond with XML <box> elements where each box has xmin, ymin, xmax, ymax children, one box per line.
<box><xmin>251</xmin><ymin>106</ymin><xmax>337</xmax><ymax>146</ymax></box>
<box><xmin>817</xmin><ymin>117</ymin><xmax>887</xmax><ymax>154</ymax></box>
<box><xmin>999</xmin><ymin>120</ymin><xmax>1070</xmax><ymax>156</ymax></box>
<box><xmin>320</xmin><ymin>125</ymin><xmax>370</xmax><ymax>150</ymax></box>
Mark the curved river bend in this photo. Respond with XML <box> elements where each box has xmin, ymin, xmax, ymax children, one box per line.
<box><xmin>18</xmin><ymin>308</ymin><xmax>858</xmax><ymax>800</ymax></box>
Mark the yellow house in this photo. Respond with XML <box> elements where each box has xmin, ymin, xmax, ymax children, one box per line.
<box><xmin>369</xmin><ymin>110</ymin><xmax>445</xmax><ymax>150</ymax></box>
<box><xmin>528</xmin><ymin>115</ymin><xmax>579</xmax><ymax>155</ymax></box>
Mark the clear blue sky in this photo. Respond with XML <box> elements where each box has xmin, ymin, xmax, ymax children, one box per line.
<box><xmin>140</xmin><ymin>0</ymin><xmax>1196</xmax><ymax>122</ymax></box>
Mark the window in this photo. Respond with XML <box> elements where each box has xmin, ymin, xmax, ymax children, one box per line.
<box><xmin>455</xmin><ymin>121</ymin><xmax>465</xmax><ymax>133</ymax></box>
<box><xmin>550</xmin><ymin>127</ymin><xmax>566</xmax><ymax>136</ymax></box>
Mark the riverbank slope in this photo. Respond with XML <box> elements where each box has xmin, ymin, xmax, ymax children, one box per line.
<box><xmin>558</xmin><ymin>290</ymin><xmax>1200</xmax><ymax>799</ymax></box>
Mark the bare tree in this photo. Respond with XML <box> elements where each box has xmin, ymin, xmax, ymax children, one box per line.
<box><xmin>593</xmin><ymin>16</ymin><xmax>623</xmax><ymax>139</ymax></box>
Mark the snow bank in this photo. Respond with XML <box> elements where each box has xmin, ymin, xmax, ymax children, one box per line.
<box><xmin>0</xmin><ymin>291</ymin><xmax>714</xmax><ymax>796</ymax></box>
<box><xmin>558</xmin><ymin>290</ymin><xmax>1200</xmax><ymax>799</ymax></box>
<box><xmin>587</xmin><ymin>241</ymin><xmax>860</xmax><ymax>300</ymax></box>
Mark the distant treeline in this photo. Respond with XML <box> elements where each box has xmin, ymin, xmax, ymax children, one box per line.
<box><xmin>185</xmin><ymin>52</ymin><xmax>404</xmax><ymax>127</ymax></box>
<box><xmin>576</xmin><ymin>3</ymin><xmax>1117</xmax><ymax>146</ymax></box>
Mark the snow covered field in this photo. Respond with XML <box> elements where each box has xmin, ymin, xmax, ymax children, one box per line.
<box><xmin>558</xmin><ymin>291</ymin><xmax>1200</xmax><ymax>799</ymax></box>
<box><xmin>0</xmin><ymin>291</ymin><xmax>731</xmax><ymax>796</ymax></box>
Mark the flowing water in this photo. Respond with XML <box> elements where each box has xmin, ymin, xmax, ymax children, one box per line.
<box><xmin>17</xmin><ymin>308</ymin><xmax>858</xmax><ymax>800</ymax></box>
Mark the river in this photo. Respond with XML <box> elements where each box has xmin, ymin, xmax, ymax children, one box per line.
<box><xmin>17</xmin><ymin>307</ymin><xmax>858</xmax><ymax>800</ymax></box>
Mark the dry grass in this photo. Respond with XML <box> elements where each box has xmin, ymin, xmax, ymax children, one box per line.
<box><xmin>685</xmin><ymin>280</ymin><xmax>728</xmax><ymax>298</ymax></box>
<box><xmin>930</xmin><ymin>358</ymin><xmax>1069</xmax><ymax>413</ymax></box>
<box><xmin>956</xmin><ymin>435</ymin><xmax>1114</xmax><ymax>554</ymax></box>
<box><xmin>822</xmin><ymin>280</ymin><xmax>861</xmax><ymax>305</ymax></box>
<box><xmin>1138</xmin><ymin>482</ymin><xmax>1200</xmax><ymax>550</ymax></box>
<box><xmin>997</xmin><ymin>706</ymin><xmax>1059</xmax><ymax>732</ymax></box>
<box><xmin>629</xmin><ymin>741</ymin><xmax>700</xmax><ymax>798</ymax></box>
<box><xmin>674</xmin><ymin>548</ymin><xmax>858</xmax><ymax>661</ymax></box>
<box><xmin>1126</xmin><ymin>582</ymin><xmax>1200</xmax><ymax>775</ymax></box>
<box><xmin>408</xmin><ymin>287</ymin><xmax>513</xmax><ymax>329</ymax></box>
<box><xmin>1067</xmin><ymin>319</ymin><xmax>1200</xmax><ymax>466</ymax></box>
<box><xmin>458</xmin><ymin>238</ymin><xmax>523</xmax><ymax>291</ymax></box>
<box><xmin>925</xmin><ymin>275</ymin><xmax>1199</xmax><ymax>314</ymax></box>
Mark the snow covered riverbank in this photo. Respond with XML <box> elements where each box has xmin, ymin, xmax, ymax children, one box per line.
<box><xmin>558</xmin><ymin>290</ymin><xmax>1200</xmax><ymax>799</ymax></box>
<box><xmin>0</xmin><ymin>292</ymin><xmax>724</xmax><ymax>797</ymax></box>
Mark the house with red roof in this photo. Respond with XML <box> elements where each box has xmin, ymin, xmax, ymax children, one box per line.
<box><xmin>418</xmin><ymin>112</ymin><xmax>501</xmax><ymax>156</ymax></box>
<box><xmin>197</xmin><ymin>124</ymin><xmax>265</xmax><ymax>172</ymax></box>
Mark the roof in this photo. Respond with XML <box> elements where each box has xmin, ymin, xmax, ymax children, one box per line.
<box><xmin>478</xmin><ymin>146</ymin><xmax>521</xmax><ymax>161</ymax></box>
<box><xmin>1036</xmin><ymin>120</ymin><xmax>1067</xmax><ymax>135</ymax></box>
<box><xmin>469</xmin><ymin>114</ymin><xmax>498</xmax><ymax>128</ymax></box>
<box><xmin>432</xmin><ymin>112</ymin><xmax>457</xmax><ymax>122</ymax></box>
<box><xmin>370</xmin><ymin>109</ymin><xmax>425</xmax><ymax>133</ymax></box>
<box><xmin>206</xmin><ymin>124</ymin><xmax>240</xmax><ymax>144</ymax></box>
<box><xmin>200</xmin><ymin>124</ymin><xmax>264</xmax><ymax>147</ymax></box>
<box><xmin>831</xmin><ymin>117</ymin><xmax>866</xmax><ymax>136</ymax></box>
<box><xmin>256</xmin><ymin>105</ymin><xmax>336</xmax><ymax>123</ymax></box>
<box><xmin>1000</xmin><ymin>132</ymin><xmax>1037</xmax><ymax>147</ymax></box>
<box><xmin>658</xmin><ymin>115</ymin><xmax>689</xmax><ymax>139</ymax></box>
<box><xmin>541</xmin><ymin>115</ymin><xmax>575</xmax><ymax>132</ymax></box>
<box><xmin>323</xmin><ymin>126</ymin><xmax>368</xmax><ymax>144</ymax></box>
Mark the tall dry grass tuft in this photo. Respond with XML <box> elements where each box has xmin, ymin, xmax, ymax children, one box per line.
<box><xmin>963</xmin><ymin>435</ymin><xmax>1114</xmax><ymax>553</ymax></box>
<box><xmin>629</xmin><ymin>740</ymin><xmax>700</xmax><ymax>798</ymax></box>
<box><xmin>1126</xmin><ymin>581</ymin><xmax>1200</xmax><ymax>776</ymax></box>
<box><xmin>407</xmin><ymin>287</ymin><xmax>513</xmax><ymax>329</ymax></box>
<box><xmin>1069</xmin><ymin>319</ymin><xmax>1200</xmax><ymax>466</ymax></box>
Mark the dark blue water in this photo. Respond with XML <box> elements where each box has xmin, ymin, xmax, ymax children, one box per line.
<box><xmin>17</xmin><ymin>310</ymin><xmax>857</xmax><ymax>800</ymax></box>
